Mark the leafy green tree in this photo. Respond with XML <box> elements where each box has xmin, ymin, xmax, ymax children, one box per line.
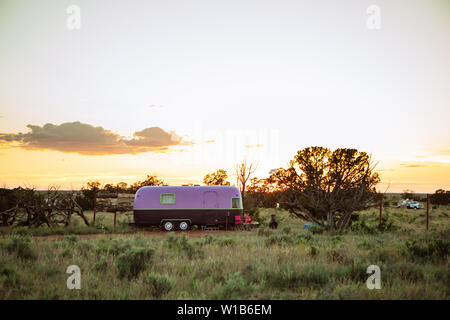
<box><xmin>128</xmin><ymin>175</ymin><xmax>165</xmax><ymax>193</ymax></box>
<box><xmin>269</xmin><ymin>146</ymin><xmax>380</xmax><ymax>231</ymax></box>
<box><xmin>77</xmin><ymin>180</ymin><xmax>101</xmax><ymax>210</ymax></box>
<box><xmin>203</xmin><ymin>169</ymin><xmax>230</xmax><ymax>186</ymax></box>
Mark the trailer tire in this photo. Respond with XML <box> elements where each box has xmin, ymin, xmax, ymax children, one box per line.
<box><xmin>162</xmin><ymin>221</ymin><xmax>174</xmax><ymax>231</ymax></box>
<box><xmin>179</xmin><ymin>221</ymin><xmax>190</xmax><ymax>231</ymax></box>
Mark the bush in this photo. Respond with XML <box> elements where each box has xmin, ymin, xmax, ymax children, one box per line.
<box><xmin>165</xmin><ymin>234</ymin><xmax>203</xmax><ymax>259</ymax></box>
<box><xmin>109</xmin><ymin>239</ymin><xmax>132</xmax><ymax>256</ymax></box>
<box><xmin>218</xmin><ymin>238</ymin><xmax>236</xmax><ymax>247</ymax></box>
<box><xmin>377</xmin><ymin>216</ymin><xmax>398</xmax><ymax>232</ymax></box>
<box><xmin>0</xmin><ymin>265</ymin><xmax>20</xmax><ymax>287</ymax></box>
<box><xmin>5</xmin><ymin>236</ymin><xmax>36</xmax><ymax>260</ymax></box>
<box><xmin>210</xmin><ymin>272</ymin><xmax>256</xmax><ymax>299</ymax></box>
<box><xmin>145</xmin><ymin>272</ymin><xmax>174</xmax><ymax>298</ymax></box>
<box><xmin>265</xmin><ymin>234</ymin><xmax>294</xmax><ymax>246</ymax></box>
<box><xmin>338</xmin><ymin>260</ymin><xmax>368</xmax><ymax>282</ymax></box>
<box><xmin>257</xmin><ymin>228</ymin><xmax>272</xmax><ymax>237</ymax></box>
<box><xmin>402</xmin><ymin>238</ymin><xmax>449</xmax><ymax>262</ymax></box>
<box><xmin>202</xmin><ymin>234</ymin><xmax>215</xmax><ymax>245</ymax></box>
<box><xmin>94</xmin><ymin>257</ymin><xmax>109</xmax><ymax>271</ymax></box>
<box><xmin>309</xmin><ymin>245</ymin><xmax>318</xmax><ymax>257</ymax></box>
<box><xmin>308</xmin><ymin>225</ymin><xmax>326</xmax><ymax>234</ymax></box>
<box><xmin>293</xmin><ymin>233</ymin><xmax>312</xmax><ymax>243</ymax></box>
<box><xmin>386</xmin><ymin>262</ymin><xmax>424</xmax><ymax>282</ymax></box>
<box><xmin>327</xmin><ymin>250</ymin><xmax>352</xmax><ymax>264</ymax></box>
<box><xmin>350</xmin><ymin>219</ymin><xmax>377</xmax><ymax>234</ymax></box>
<box><xmin>64</xmin><ymin>235</ymin><xmax>78</xmax><ymax>243</ymax></box>
<box><xmin>116</xmin><ymin>248</ymin><xmax>155</xmax><ymax>279</ymax></box>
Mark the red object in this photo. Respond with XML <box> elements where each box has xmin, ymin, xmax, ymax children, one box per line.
<box><xmin>245</xmin><ymin>216</ymin><xmax>252</xmax><ymax>223</ymax></box>
<box><xmin>235</xmin><ymin>215</ymin><xmax>242</xmax><ymax>225</ymax></box>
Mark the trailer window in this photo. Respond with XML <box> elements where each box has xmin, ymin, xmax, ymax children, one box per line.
<box><xmin>160</xmin><ymin>193</ymin><xmax>175</xmax><ymax>205</ymax></box>
<box><xmin>231</xmin><ymin>197</ymin><xmax>242</xmax><ymax>209</ymax></box>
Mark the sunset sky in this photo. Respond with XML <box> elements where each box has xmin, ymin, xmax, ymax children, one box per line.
<box><xmin>0</xmin><ymin>0</ymin><xmax>449</xmax><ymax>192</ymax></box>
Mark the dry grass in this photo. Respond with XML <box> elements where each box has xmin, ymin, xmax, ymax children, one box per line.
<box><xmin>0</xmin><ymin>204</ymin><xmax>449</xmax><ymax>299</ymax></box>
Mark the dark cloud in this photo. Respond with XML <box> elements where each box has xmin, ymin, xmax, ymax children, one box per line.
<box><xmin>0</xmin><ymin>121</ymin><xmax>190</xmax><ymax>155</ymax></box>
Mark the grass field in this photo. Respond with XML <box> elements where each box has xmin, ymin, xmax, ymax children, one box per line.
<box><xmin>0</xmin><ymin>204</ymin><xmax>449</xmax><ymax>299</ymax></box>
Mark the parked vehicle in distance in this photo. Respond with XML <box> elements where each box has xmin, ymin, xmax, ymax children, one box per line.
<box><xmin>397</xmin><ymin>199</ymin><xmax>420</xmax><ymax>209</ymax></box>
<box><xmin>133</xmin><ymin>185</ymin><xmax>243</xmax><ymax>231</ymax></box>
<box><xmin>406</xmin><ymin>201</ymin><xmax>420</xmax><ymax>209</ymax></box>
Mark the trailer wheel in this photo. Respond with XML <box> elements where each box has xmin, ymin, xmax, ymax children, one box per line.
<box><xmin>179</xmin><ymin>221</ymin><xmax>190</xmax><ymax>231</ymax></box>
<box><xmin>163</xmin><ymin>221</ymin><xmax>174</xmax><ymax>231</ymax></box>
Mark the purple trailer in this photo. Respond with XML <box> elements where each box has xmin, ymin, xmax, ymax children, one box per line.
<box><xmin>133</xmin><ymin>185</ymin><xmax>243</xmax><ymax>231</ymax></box>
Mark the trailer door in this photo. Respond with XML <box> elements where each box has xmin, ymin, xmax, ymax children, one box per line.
<box><xmin>203</xmin><ymin>191</ymin><xmax>218</xmax><ymax>208</ymax></box>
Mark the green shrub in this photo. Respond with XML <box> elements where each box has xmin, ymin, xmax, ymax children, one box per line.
<box><xmin>377</xmin><ymin>216</ymin><xmax>398</xmax><ymax>232</ymax></box>
<box><xmin>77</xmin><ymin>241</ymin><xmax>94</xmax><ymax>256</ymax></box>
<box><xmin>309</xmin><ymin>245</ymin><xmax>318</xmax><ymax>257</ymax></box>
<box><xmin>262</xmin><ymin>267</ymin><xmax>303</xmax><ymax>290</ymax></box>
<box><xmin>387</xmin><ymin>262</ymin><xmax>424</xmax><ymax>282</ymax></box>
<box><xmin>109</xmin><ymin>239</ymin><xmax>132</xmax><ymax>256</ymax></box>
<box><xmin>94</xmin><ymin>256</ymin><xmax>109</xmax><ymax>271</ymax></box>
<box><xmin>166</xmin><ymin>234</ymin><xmax>204</xmax><ymax>259</ymax></box>
<box><xmin>5</xmin><ymin>236</ymin><xmax>36</xmax><ymax>260</ymax></box>
<box><xmin>350</xmin><ymin>220</ymin><xmax>377</xmax><ymax>234</ymax></box>
<box><xmin>339</xmin><ymin>260</ymin><xmax>368</xmax><ymax>282</ymax></box>
<box><xmin>64</xmin><ymin>235</ymin><xmax>78</xmax><ymax>243</ymax></box>
<box><xmin>282</xmin><ymin>226</ymin><xmax>291</xmax><ymax>234</ymax></box>
<box><xmin>327</xmin><ymin>249</ymin><xmax>352</xmax><ymax>264</ymax></box>
<box><xmin>308</xmin><ymin>225</ymin><xmax>326</xmax><ymax>234</ymax></box>
<box><xmin>257</xmin><ymin>228</ymin><xmax>272</xmax><ymax>237</ymax></box>
<box><xmin>293</xmin><ymin>233</ymin><xmax>312</xmax><ymax>243</ymax></box>
<box><xmin>202</xmin><ymin>234</ymin><xmax>215</xmax><ymax>245</ymax></box>
<box><xmin>0</xmin><ymin>265</ymin><xmax>20</xmax><ymax>287</ymax></box>
<box><xmin>210</xmin><ymin>272</ymin><xmax>256</xmax><ymax>299</ymax></box>
<box><xmin>298</xmin><ymin>264</ymin><xmax>330</xmax><ymax>288</ymax></box>
<box><xmin>116</xmin><ymin>248</ymin><xmax>155</xmax><ymax>279</ymax></box>
<box><xmin>145</xmin><ymin>272</ymin><xmax>174</xmax><ymax>298</ymax></box>
<box><xmin>265</xmin><ymin>234</ymin><xmax>294</xmax><ymax>246</ymax></box>
<box><xmin>218</xmin><ymin>238</ymin><xmax>236</xmax><ymax>247</ymax></box>
<box><xmin>402</xmin><ymin>237</ymin><xmax>449</xmax><ymax>262</ymax></box>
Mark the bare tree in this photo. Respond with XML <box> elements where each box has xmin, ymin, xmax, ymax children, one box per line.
<box><xmin>235</xmin><ymin>160</ymin><xmax>257</xmax><ymax>206</ymax></box>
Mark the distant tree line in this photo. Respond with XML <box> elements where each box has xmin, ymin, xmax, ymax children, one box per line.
<box><xmin>3</xmin><ymin>146</ymin><xmax>448</xmax><ymax>231</ymax></box>
<box><xmin>430</xmin><ymin>189</ymin><xmax>450</xmax><ymax>205</ymax></box>
<box><xmin>76</xmin><ymin>175</ymin><xmax>165</xmax><ymax>210</ymax></box>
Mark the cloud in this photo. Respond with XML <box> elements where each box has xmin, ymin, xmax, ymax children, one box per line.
<box><xmin>400</xmin><ymin>163</ymin><xmax>427</xmax><ymax>168</ymax></box>
<box><xmin>0</xmin><ymin>121</ymin><xmax>191</xmax><ymax>155</ymax></box>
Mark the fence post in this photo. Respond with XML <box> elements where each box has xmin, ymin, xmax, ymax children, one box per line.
<box><xmin>114</xmin><ymin>211</ymin><xmax>117</xmax><ymax>228</ymax></box>
<box><xmin>379</xmin><ymin>193</ymin><xmax>383</xmax><ymax>224</ymax></box>
<box><xmin>93</xmin><ymin>192</ymin><xmax>97</xmax><ymax>224</ymax></box>
<box><xmin>426</xmin><ymin>194</ymin><xmax>430</xmax><ymax>231</ymax></box>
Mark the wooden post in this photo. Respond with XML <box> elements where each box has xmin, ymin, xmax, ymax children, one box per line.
<box><xmin>379</xmin><ymin>193</ymin><xmax>383</xmax><ymax>224</ymax></box>
<box><xmin>93</xmin><ymin>192</ymin><xmax>97</xmax><ymax>224</ymax></box>
<box><xmin>426</xmin><ymin>194</ymin><xmax>430</xmax><ymax>231</ymax></box>
<box><xmin>114</xmin><ymin>211</ymin><xmax>117</xmax><ymax>228</ymax></box>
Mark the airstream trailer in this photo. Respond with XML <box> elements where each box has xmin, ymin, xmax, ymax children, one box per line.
<box><xmin>133</xmin><ymin>186</ymin><xmax>243</xmax><ymax>231</ymax></box>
